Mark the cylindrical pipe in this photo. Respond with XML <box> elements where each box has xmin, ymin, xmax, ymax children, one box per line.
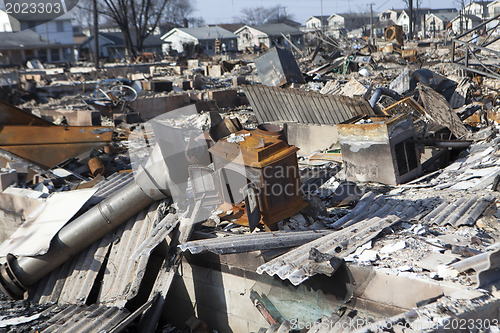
<box><xmin>369</xmin><ymin>87</ymin><xmax>402</xmax><ymax>108</ymax></box>
<box><xmin>0</xmin><ymin>182</ymin><xmax>154</xmax><ymax>299</ymax></box>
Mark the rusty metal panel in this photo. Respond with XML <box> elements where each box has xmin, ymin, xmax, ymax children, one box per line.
<box><xmin>243</xmin><ymin>85</ymin><xmax>374</xmax><ymax>125</ymax></box>
<box><xmin>0</xmin><ymin>126</ymin><xmax>113</xmax><ymax>169</ymax></box>
<box><xmin>0</xmin><ymin>99</ymin><xmax>52</xmax><ymax>126</ymax></box>
<box><xmin>254</xmin><ymin>47</ymin><xmax>305</xmax><ymax>87</ymax></box>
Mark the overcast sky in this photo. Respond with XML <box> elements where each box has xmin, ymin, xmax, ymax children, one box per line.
<box><xmin>194</xmin><ymin>0</ymin><xmax>460</xmax><ymax>25</ymax></box>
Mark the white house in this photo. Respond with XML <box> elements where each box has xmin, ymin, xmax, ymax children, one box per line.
<box><xmin>487</xmin><ymin>0</ymin><xmax>500</xmax><ymax>18</ymax></box>
<box><xmin>327</xmin><ymin>13</ymin><xmax>373</xmax><ymax>38</ymax></box>
<box><xmin>396</xmin><ymin>10</ymin><xmax>411</xmax><ymax>33</ymax></box>
<box><xmin>462</xmin><ymin>1</ymin><xmax>492</xmax><ymax>19</ymax></box>
<box><xmin>424</xmin><ymin>12</ymin><xmax>457</xmax><ymax>36</ymax></box>
<box><xmin>234</xmin><ymin>23</ymin><xmax>304</xmax><ymax>51</ymax></box>
<box><xmin>379</xmin><ymin>9</ymin><xmax>403</xmax><ymax>24</ymax></box>
<box><xmin>162</xmin><ymin>26</ymin><xmax>237</xmax><ymax>55</ymax></box>
<box><xmin>0</xmin><ymin>9</ymin><xmax>19</xmax><ymax>32</ymax></box>
<box><xmin>451</xmin><ymin>14</ymin><xmax>482</xmax><ymax>34</ymax></box>
<box><xmin>305</xmin><ymin>16</ymin><xmax>329</xmax><ymax>31</ymax></box>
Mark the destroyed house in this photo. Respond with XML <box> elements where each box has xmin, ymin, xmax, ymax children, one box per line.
<box><xmin>161</xmin><ymin>26</ymin><xmax>238</xmax><ymax>56</ymax></box>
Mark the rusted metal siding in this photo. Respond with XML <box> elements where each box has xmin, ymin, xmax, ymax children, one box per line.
<box><xmin>0</xmin><ymin>100</ymin><xmax>113</xmax><ymax>169</ymax></box>
<box><xmin>243</xmin><ymin>85</ymin><xmax>374</xmax><ymax>125</ymax></box>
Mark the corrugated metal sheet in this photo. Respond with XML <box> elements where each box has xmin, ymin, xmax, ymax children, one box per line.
<box><xmin>422</xmin><ymin>194</ymin><xmax>495</xmax><ymax>227</ymax></box>
<box><xmin>30</xmin><ymin>201</ymin><xmax>174</xmax><ymax>307</ymax></box>
<box><xmin>179</xmin><ymin>230</ymin><xmax>333</xmax><ymax>255</ymax></box>
<box><xmin>30</xmin><ymin>172</ymin><xmax>137</xmax><ymax>305</ymax></box>
<box><xmin>257</xmin><ymin>193</ymin><xmax>424</xmax><ymax>286</ymax></box>
<box><xmin>0</xmin><ymin>301</ymin><xmax>130</xmax><ymax>332</ymax></box>
<box><xmin>97</xmin><ymin>202</ymin><xmax>163</xmax><ymax>306</ymax></box>
<box><xmin>41</xmin><ymin>304</ymin><xmax>130</xmax><ymax>332</ymax></box>
<box><xmin>243</xmin><ymin>85</ymin><xmax>374</xmax><ymax>125</ymax></box>
<box><xmin>88</xmin><ymin>172</ymin><xmax>135</xmax><ymax>205</ymax></box>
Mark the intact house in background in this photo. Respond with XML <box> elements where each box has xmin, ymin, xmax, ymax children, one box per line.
<box><xmin>327</xmin><ymin>13</ymin><xmax>374</xmax><ymax>38</ymax></box>
<box><xmin>80</xmin><ymin>32</ymin><xmax>164</xmax><ymax>61</ymax></box>
<box><xmin>161</xmin><ymin>26</ymin><xmax>238</xmax><ymax>56</ymax></box>
<box><xmin>235</xmin><ymin>23</ymin><xmax>304</xmax><ymax>51</ymax></box>
<box><xmin>0</xmin><ymin>30</ymin><xmax>74</xmax><ymax>65</ymax></box>
<box><xmin>0</xmin><ymin>10</ymin><xmax>74</xmax><ymax>63</ymax></box>
<box><xmin>487</xmin><ymin>0</ymin><xmax>500</xmax><ymax>18</ymax></box>
<box><xmin>379</xmin><ymin>9</ymin><xmax>403</xmax><ymax>25</ymax></box>
<box><xmin>462</xmin><ymin>0</ymin><xmax>492</xmax><ymax>19</ymax></box>
<box><xmin>424</xmin><ymin>12</ymin><xmax>457</xmax><ymax>36</ymax></box>
<box><xmin>451</xmin><ymin>14</ymin><xmax>482</xmax><ymax>34</ymax></box>
<box><xmin>305</xmin><ymin>16</ymin><xmax>329</xmax><ymax>32</ymax></box>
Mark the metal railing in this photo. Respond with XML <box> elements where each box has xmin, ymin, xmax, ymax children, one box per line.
<box><xmin>452</xmin><ymin>14</ymin><xmax>500</xmax><ymax>79</ymax></box>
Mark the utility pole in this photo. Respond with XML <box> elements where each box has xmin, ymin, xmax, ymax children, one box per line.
<box><xmin>93</xmin><ymin>0</ymin><xmax>99</xmax><ymax>69</ymax></box>
<box><xmin>409</xmin><ymin>0</ymin><xmax>413</xmax><ymax>40</ymax></box>
<box><xmin>416</xmin><ymin>0</ymin><xmax>419</xmax><ymax>38</ymax></box>
<box><xmin>321</xmin><ymin>0</ymin><xmax>324</xmax><ymax>32</ymax></box>
<box><xmin>370</xmin><ymin>4</ymin><xmax>374</xmax><ymax>45</ymax></box>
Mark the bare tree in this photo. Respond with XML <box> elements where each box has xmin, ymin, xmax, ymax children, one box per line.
<box><xmin>160</xmin><ymin>0</ymin><xmax>204</xmax><ymax>31</ymax></box>
<box><xmin>100</xmin><ymin>0</ymin><xmax>169</xmax><ymax>57</ymax></box>
<box><xmin>72</xmin><ymin>0</ymin><xmax>93</xmax><ymax>33</ymax></box>
<box><xmin>239</xmin><ymin>5</ymin><xmax>294</xmax><ymax>25</ymax></box>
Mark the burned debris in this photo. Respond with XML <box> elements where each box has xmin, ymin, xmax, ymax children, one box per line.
<box><xmin>0</xmin><ymin>19</ymin><xmax>500</xmax><ymax>333</ymax></box>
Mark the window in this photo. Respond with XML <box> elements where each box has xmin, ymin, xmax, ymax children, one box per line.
<box><xmin>38</xmin><ymin>49</ymin><xmax>48</xmax><ymax>62</ymax></box>
<box><xmin>56</xmin><ymin>21</ymin><xmax>64</xmax><ymax>32</ymax></box>
<box><xmin>50</xmin><ymin>48</ymin><xmax>60</xmax><ymax>61</ymax></box>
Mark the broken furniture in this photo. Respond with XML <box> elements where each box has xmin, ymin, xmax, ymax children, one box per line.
<box><xmin>337</xmin><ymin>114</ymin><xmax>422</xmax><ymax>185</ymax></box>
<box><xmin>207</xmin><ymin>124</ymin><xmax>307</xmax><ymax>230</ymax></box>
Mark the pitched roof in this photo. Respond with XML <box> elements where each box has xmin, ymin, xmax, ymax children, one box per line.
<box><xmin>451</xmin><ymin>13</ymin><xmax>482</xmax><ymax>22</ymax></box>
<box><xmin>94</xmin><ymin>32</ymin><xmax>164</xmax><ymax>47</ymax></box>
<box><xmin>333</xmin><ymin>13</ymin><xmax>371</xmax><ymax>19</ymax></box>
<box><xmin>174</xmin><ymin>26</ymin><xmax>237</xmax><ymax>40</ymax></box>
<box><xmin>428</xmin><ymin>12</ymin><xmax>458</xmax><ymax>22</ymax></box>
<box><xmin>210</xmin><ymin>23</ymin><xmax>245</xmax><ymax>33</ymax></box>
<box><xmin>245</xmin><ymin>23</ymin><xmax>303</xmax><ymax>36</ymax></box>
<box><xmin>0</xmin><ymin>30</ymin><xmax>53</xmax><ymax>49</ymax></box>
<box><xmin>308</xmin><ymin>16</ymin><xmax>329</xmax><ymax>25</ymax></box>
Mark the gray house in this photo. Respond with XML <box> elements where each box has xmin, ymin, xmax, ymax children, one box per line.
<box><xmin>80</xmin><ymin>32</ymin><xmax>164</xmax><ymax>60</ymax></box>
<box><xmin>0</xmin><ymin>30</ymin><xmax>74</xmax><ymax>65</ymax></box>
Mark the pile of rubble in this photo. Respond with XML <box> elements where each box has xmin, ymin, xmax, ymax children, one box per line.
<box><xmin>0</xmin><ymin>24</ymin><xmax>500</xmax><ymax>333</ymax></box>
